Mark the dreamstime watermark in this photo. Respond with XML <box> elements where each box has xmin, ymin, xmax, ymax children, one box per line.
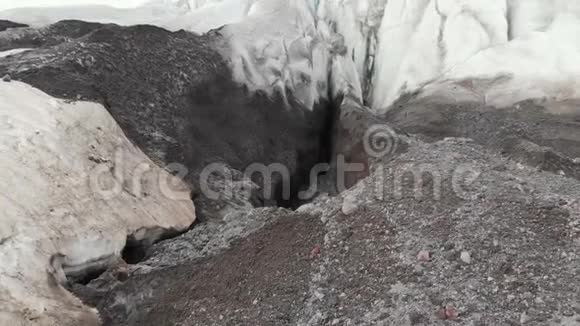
<box><xmin>87</xmin><ymin>149</ymin><xmax>191</xmax><ymax>201</ymax></box>
<box><xmin>85</xmin><ymin>124</ymin><xmax>482</xmax><ymax>204</ymax></box>
<box><xmin>196</xmin><ymin>124</ymin><xmax>482</xmax><ymax>202</ymax></box>
<box><xmin>372</xmin><ymin>162</ymin><xmax>482</xmax><ymax>201</ymax></box>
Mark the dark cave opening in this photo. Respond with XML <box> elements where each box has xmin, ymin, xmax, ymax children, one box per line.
<box><xmin>73</xmin><ymin>267</ymin><xmax>110</xmax><ymax>286</ymax></box>
<box><xmin>121</xmin><ymin>241</ymin><xmax>149</xmax><ymax>265</ymax></box>
<box><xmin>276</xmin><ymin>98</ymin><xmax>338</xmax><ymax>209</ymax></box>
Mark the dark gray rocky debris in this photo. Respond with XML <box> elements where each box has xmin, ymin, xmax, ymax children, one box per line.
<box><xmin>74</xmin><ymin>208</ymin><xmax>326</xmax><ymax>326</ymax></box>
<box><xmin>0</xmin><ymin>20</ymin><xmax>332</xmax><ymax>209</ymax></box>
<box><xmin>73</xmin><ymin>136</ymin><xmax>580</xmax><ymax>326</ymax></box>
<box><xmin>69</xmin><ymin>78</ymin><xmax>580</xmax><ymax>325</ymax></box>
<box><xmin>386</xmin><ymin>93</ymin><xmax>580</xmax><ymax>180</ymax></box>
<box><xmin>2</xmin><ymin>74</ymin><xmax>10</xmax><ymax>82</ymax></box>
<box><xmin>0</xmin><ymin>19</ymin><xmax>27</xmax><ymax>32</ymax></box>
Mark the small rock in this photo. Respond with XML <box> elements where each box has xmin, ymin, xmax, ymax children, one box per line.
<box><xmin>88</xmin><ymin>154</ymin><xmax>109</xmax><ymax>164</ymax></box>
<box><xmin>114</xmin><ymin>267</ymin><xmax>129</xmax><ymax>282</ymax></box>
<box><xmin>492</xmin><ymin>163</ymin><xmax>508</xmax><ymax>172</ymax></box>
<box><xmin>445</xmin><ymin>306</ymin><xmax>459</xmax><ymax>320</ymax></box>
<box><xmin>310</xmin><ymin>245</ymin><xmax>321</xmax><ymax>259</ymax></box>
<box><xmin>443</xmin><ymin>242</ymin><xmax>455</xmax><ymax>251</ymax></box>
<box><xmin>460</xmin><ymin>251</ymin><xmax>472</xmax><ymax>264</ymax></box>
<box><xmin>326</xmin><ymin>294</ymin><xmax>338</xmax><ymax>307</ymax></box>
<box><xmin>562</xmin><ymin>310</ymin><xmax>574</xmax><ymax>317</ymax></box>
<box><xmin>296</xmin><ymin>203</ymin><xmax>322</xmax><ymax>216</ymax></box>
<box><xmin>436</xmin><ymin>306</ymin><xmax>458</xmax><ymax>320</ymax></box>
<box><xmin>417</xmin><ymin>250</ymin><xmax>431</xmax><ymax>262</ymax></box>
<box><xmin>2</xmin><ymin>74</ymin><xmax>11</xmax><ymax>82</ymax></box>
<box><xmin>436</xmin><ymin>308</ymin><xmax>447</xmax><ymax>320</ymax></box>
<box><xmin>341</xmin><ymin>195</ymin><xmax>358</xmax><ymax>215</ymax></box>
<box><xmin>296</xmin><ymin>203</ymin><xmax>314</xmax><ymax>214</ymax></box>
<box><xmin>331</xmin><ymin>318</ymin><xmax>340</xmax><ymax>325</ymax></box>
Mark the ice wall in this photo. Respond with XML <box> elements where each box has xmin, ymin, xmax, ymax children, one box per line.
<box><xmin>365</xmin><ymin>0</ymin><xmax>580</xmax><ymax>110</ymax></box>
<box><xmin>2</xmin><ymin>0</ymin><xmax>580</xmax><ymax>109</ymax></box>
<box><xmin>0</xmin><ymin>81</ymin><xmax>195</xmax><ymax>325</ymax></box>
<box><xmin>217</xmin><ymin>0</ymin><xmax>580</xmax><ymax>111</ymax></box>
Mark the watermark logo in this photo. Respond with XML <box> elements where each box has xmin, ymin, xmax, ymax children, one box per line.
<box><xmin>80</xmin><ymin>123</ymin><xmax>482</xmax><ymax>205</ymax></box>
<box><xmin>363</xmin><ymin>124</ymin><xmax>398</xmax><ymax>158</ymax></box>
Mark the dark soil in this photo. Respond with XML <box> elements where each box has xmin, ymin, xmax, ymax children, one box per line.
<box><xmin>76</xmin><ymin>213</ymin><xmax>324</xmax><ymax>326</ymax></box>
<box><xmin>0</xmin><ymin>20</ymin><xmax>332</xmax><ymax>206</ymax></box>
<box><xmin>386</xmin><ymin>97</ymin><xmax>580</xmax><ymax>180</ymax></box>
<box><xmin>0</xmin><ymin>19</ymin><xmax>27</xmax><ymax>32</ymax></box>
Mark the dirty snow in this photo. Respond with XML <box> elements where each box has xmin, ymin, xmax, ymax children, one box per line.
<box><xmin>0</xmin><ymin>48</ymin><xmax>32</xmax><ymax>58</ymax></box>
<box><xmin>0</xmin><ymin>81</ymin><xmax>195</xmax><ymax>325</ymax></box>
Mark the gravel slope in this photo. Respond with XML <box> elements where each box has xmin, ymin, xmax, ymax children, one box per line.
<box><xmin>71</xmin><ymin>134</ymin><xmax>580</xmax><ymax>325</ymax></box>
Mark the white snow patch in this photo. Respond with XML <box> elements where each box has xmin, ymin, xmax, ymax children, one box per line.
<box><xmin>0</xmin><ymin>81</ymin><xmax>195</xmax><ymax>325</ymax></box>
<box><xmin>0</xmin><ymin>0</ymin><xmax>252</xmax><ymax>31</ymax></box>
<box><xmin>0</xmin><ymin>48</ymin><xmax>32</xmax><ymax>58</ymax></box>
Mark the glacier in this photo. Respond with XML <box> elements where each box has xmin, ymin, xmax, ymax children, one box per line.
<box><xmin>369</xmin><ymin>0</ymin><xmax>580</xmax><ymax>111</ymax></box>
<box><xmin>214</xmin><ymin>0</ymin><xmax>580</xmax><ymax>117</ymax></box>
<box><xmin>3</xmin><ymin>0</ymin><xmax>580</xmax><ymax>111</ymax></box>
<box><xmin>1</xmin><ymin>0</ymin><xmax>580</xmax><ymax>324</ymax></box>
